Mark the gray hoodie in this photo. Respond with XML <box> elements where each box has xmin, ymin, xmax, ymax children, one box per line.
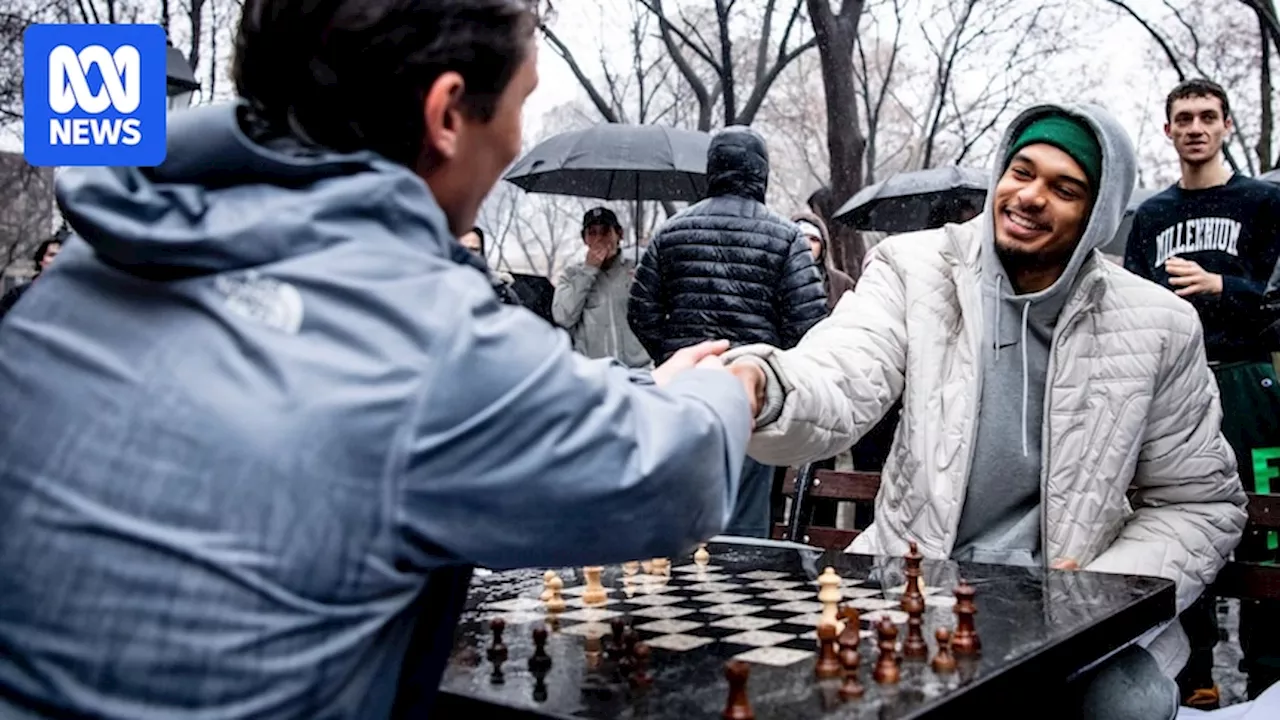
<box><xmin>951</xmin><ymin>104</ymin><xmax>1137</xmax><ymax>567</ymax></box>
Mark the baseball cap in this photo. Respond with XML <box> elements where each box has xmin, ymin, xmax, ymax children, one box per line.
<box><xmin>583</xmin><ymin>207</ymin><xmax>621</xmax><ymax>231</ymax></box>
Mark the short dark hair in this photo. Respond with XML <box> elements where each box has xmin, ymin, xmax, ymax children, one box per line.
<box><xmin>1166</xmin><ymin>79</ymin><xmax>1231</xmax><ymax>121</ymax></box>
<box><xmin>32</xmin><ymin>237</ymin><xmax>61</xmax><ymax>268</ymax></box>
<box><xmin>233</xmin><ymin>0</ymin><xmax>539</xmax><ymax>168</ymax></box>
<box><xmin>468</xmin><ymin>226</ymin><xmax>486</xmax><ymax>254</ymax></box>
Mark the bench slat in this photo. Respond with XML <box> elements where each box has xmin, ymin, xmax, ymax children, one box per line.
<box><xmin>781</xmin><ymin>470</ymin><xmax>881</xmax><ymax>501</ymax></box>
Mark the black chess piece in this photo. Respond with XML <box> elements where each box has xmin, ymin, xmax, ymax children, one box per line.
<box><xmin>952</xmin><ymin>580</ymin><xmax>981</xmax><ymax>656</ymax></box>
<box><xmin>837</xmin><ymin>606</ymin><xmax>861</xmax><ymax>649</ymax></box>
<box><xmin>629</xmin><ymin>642</ymin><xmax>653</xmax><ymax>688</ymax></box>
<box><xmin>531</xmin><ymin>661</ymin><xmax>549</xmax><ymax>703</ymax></box>
<box><xmin>529</xmin><ymin>625</ymin><xmax>552</xmax><ymax>673</ymax></box>
<box><xmin>722</xmin><ymin>660</ymin><xmax>755</xmax><ymax>720</ymax></box>
<box><xmin>931</xmin><ymin>627</ymin><xmax>957</xmax><ymax>674</ymax></box>
<box><xmin>902</xmin><ymin>593</ymin><xmax>927</xmax><ymax>659</ymax></box>
<box><xmin>487</xmin><ymin>618</ymin><xmax>508</xmax><ymax>684</ymax></box>
<box><xmin>618</xmin><ymin>627</ymin><xmax>639</xmax><ymax>675</ymax></box>
<box><xmin>873</xmin><ymin>617</ymin><xmax>900</xmax><ymax>684</ymax></box>
<box><xmin>815</xmin><ymin>622</ymin><xmax>842</xmax><ymax>679</ymax></box>
<box><xmin>607</xmin><ymin>618</ymin><xmax>626</xmax><ymax>658</ymax></box>
<box><xmin>838</xmin><ymin>643</ymin><xmax>865</xmax><ymax>699</ymax></box>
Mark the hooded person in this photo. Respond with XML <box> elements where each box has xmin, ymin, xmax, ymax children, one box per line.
<box><xmin>793</xmin><ymin>211</ymin><xmax>856</xmax><ymax>312</ymax></box>
<box><xmin>628</xmin><ymin>125</ymin><xmax>827</xmax><ymax>540</ymax></box>
<box><xmin>724</xmin><ymin>104</ymin><xmax>1246</xmax><ymax>718</ymax></box>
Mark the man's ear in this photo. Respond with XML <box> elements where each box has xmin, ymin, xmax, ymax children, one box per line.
<box><xmin>422</xmin><ymin>71</ymin><xmax>466</xmax><ymax>164</ymax></box>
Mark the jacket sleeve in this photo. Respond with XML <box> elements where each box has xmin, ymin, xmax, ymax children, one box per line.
<box><xmin>551</xmin><ymin>263</ymin><xmax>598</xmax><ymax>329</ymax></box>
<box><xmin>724</xmin><ymin>250</ymin><xmax>908</xmax><ymax>467</ymax></box>
<box><xmin>627</xmin><ymin>238</ymin><xmax>665</xmax><ymax>361</ymax></box>
<box><xmin>1084</xmin><ymin>315</ymin><xmax>1248</xmax><ymax>614</ymax></box>
<box><xmin>396</xmin><ymin>264</ymin><xmax>751</xmax><ymax>571</ymax></box>
<box><xmin>1123</xmin><ymin>211</ymin><xmax>1153</xmax><ymax>280</ymax></box>
<box><xmin>1216</xmin><ymin>197</ymin><xmax>1280</xmax><ymax>324</ymax></box>
<box><xmin>777</xmin><ymin>230</ymin><xmax>830</xmax><ymax>349</ymax></box>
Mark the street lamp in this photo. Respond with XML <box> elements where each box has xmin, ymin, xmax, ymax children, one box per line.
<box><xmin>165</xmin><ymin>44</ymin><xmax>199</xmax><ymax>111</ymax></box>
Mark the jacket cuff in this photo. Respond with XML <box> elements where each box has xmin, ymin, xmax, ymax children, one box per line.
<box><xmin>734</xmin><ymin>356</ymin><xmax>785</xmax><ymax>428</ymax></box>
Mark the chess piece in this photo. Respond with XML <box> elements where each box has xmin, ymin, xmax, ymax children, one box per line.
<box><xmin>694</xmin><ymin>544</ymin><xmax>711</xmax><ymax>566</ymax></box>
<box><xmin>539</xmin><ymin>570</ymin><xmax>558</xmax><ymax>602</ymax></box>
<box><xmin>722</xmin><ymin>660</ymin><xmax>755</xmax><ymax>720</ymax></box>
<box><xmin>629</xmin><ymin>642</ymin><xmax>653</xmax><ymax>687</ymax></box>
<box><xmin>902</xmin><ymin>541</ymin><xmax>925</xmax><ymax>609</ymax></box>
<box><xmin>529</xmin><ymin>625</ymin><xmax>552</xmax><ymax>672</ymax></box>
<box><xmin>951</xmin><ymin>579</ymin><xmax>981</xmax><ymax>655</ymax></box>
<box><xmin>488</xmin><ymin>618</ymin><xmax>508</xmax><ymax>684</ymax></box>
<box><xmin>641</xmin><ymin>559</ymin><xmax>653</xmax><ymax>574</ymax></box>
<box><xmin>607</xmin><ymin>618</ymin><xmax>627</xmax><ymax>659</ymax></box>
<box><xmin>872</xmin><ymin>617</ymin><xmax>900</xmax><ymax>684</ymax></box>
<box><xmin>544</xmin><ymin>573</ymin><xmax>565</xmax><ymax>613</ymax></box>
<box><xmin>623</xmin><ymin>560</ymin><xmax>641</xmax><ymax>576</ymax></box>
<box><xmin>651</xmin><ymin>557</ymin><xmax>671</xmax><ymax>575</ymax></box>
<box><xmin>837</xmin><ymin>606</ymin><xmax>861</xmax><ymax>649</ymax></box>
<box><xmin>931</xmin><ymin>627</ymin><xmax>957</xmax><ymax>674</ymax></box>
<box><xmin>901</xmin><ymin>593</ymin><xmax>927</xmax><ymax>659</ymax></box>
<box><xmin>618</xmin><ymin>627</ymin><xmax>640</xmax><ymax>675</ymax></box>
<box><xmin>583</xmin><ymin>566</ymin><xmax>607</xmax><ymax>606</ymax></box>
<box><xmin>531</xmin><ymin>661</ymin><xmax>549</xmax><ymax>703</ymax></box>
<box><xmin>817</xmin><ymin>567</ymin><xmax>845</xmax><ymax>635</ymax></box>
<box><xmin>585</xmin><ymin>633</ymin><xmax>603</xmax><ymax>670</ymax></box>
<box><xmin>838</xmin><ymin>643</ymin><xmax>865</xmax><ymax>699</ymax></box>
<box><xmin>815</xmin><ymin>622</ymin><xmax>842</xmax><ymax>679</ymax></box>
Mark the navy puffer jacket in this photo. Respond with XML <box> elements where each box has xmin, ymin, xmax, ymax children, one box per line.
<box><xmin>627</xmin><ymin>126</ymin><xmax>828</xmax><ymax>362</ymax></box>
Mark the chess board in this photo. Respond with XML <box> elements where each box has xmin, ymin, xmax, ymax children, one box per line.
<box><xmin>475</xmin><ymin>561</ymin><xmax>956</xmax><ymax>669</ymax></box>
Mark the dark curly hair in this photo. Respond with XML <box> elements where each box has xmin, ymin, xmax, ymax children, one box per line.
<box><xmin>1166</xmin><ymin>78</ymin><xmax>1231</xmax><ymax>122</ymax></box>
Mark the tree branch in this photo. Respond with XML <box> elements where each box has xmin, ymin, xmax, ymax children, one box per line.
<box><xmin>540</xmin><ymin>23</ymin><xmax>621</xmax><ymax>123</ymax></box>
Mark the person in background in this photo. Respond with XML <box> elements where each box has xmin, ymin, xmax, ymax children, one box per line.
<box><xmin>0</xmin><ymin>1</ymin><xmax>752</xmax><ymax>718</ymax></box>
<box><xmin>0</xmin><ymin>232</ymin><xmax>64</xmax><ymax>321</ymax></box>
<box><xmin>628</xmin><ymin>126</ymin><xmax>828</xmax><ymax>539</ymax></box>
<box><xmin>551</xmin><ymin>207</ymin><xmax>650</xmax><ymax>368</ymax></box>
<box><xmin>1124</xmin><ymin>78</ymin><xmax>1280</xmax><ymax>706</ymax></box>
<box><xmin>793</xmin><ymin>211</ymin><xmax>855</xmax><ymax>312</ymax></box>
<box><xmin>459</xmin><ymin>226</ymin><xmax>522</xmax><ymax>306</ymax></box>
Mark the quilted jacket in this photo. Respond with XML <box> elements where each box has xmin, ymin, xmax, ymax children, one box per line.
<box><xmin>627</xmin><ymin>126</ymin><xmax>828</xmax><ymax>363</ymax></box>
<box><xmin>728</xmin><ymin>107</ymin><xmax>1248</xmax><ymax>676</ymax></box>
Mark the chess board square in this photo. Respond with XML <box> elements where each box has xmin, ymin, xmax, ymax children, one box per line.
<box><xmin>629</xmin><ymin>605</ymin><xmax>696</xmax><ymax>620</ymax></box>
<box><xmin>557</xmin><ymin>607</ymin><xmax>622</xmax><ymax>622</ymax></box>
<box><xmin>560</xmin><ymin>585</ymin><xmax>589</xmax><ymax>595</ymax></box>
<box><xmin>625</xmin><ymin>594</ymin><xmax>685</xmax><ymax>606</ymax></box>
<box><xmin>785</xmin><ymin>612</ymin><xmax>824</xmax><ymax>627</ymax></box>
<box><xmin>476</xmin><ymin>610</ymin><xmax>546</xmax><ymax>626</ymax></box>
<box><xmin>634</xmin><ymin>619</ymin><xmax>703</xmax><ymax>635</ymax></box>
<box><xmin>560</xmin><ymin>621</ymin><xmax>611</xmax><ymax>638</ymax></box>
<box><xmin>844</xmin><ymin>587</ymin><xmax>885</xmax><ymax>599</ymax></box>
<box><xmin>681</xmin><ymin>582</ymin><xmax>741</xmax><ymax>593</ymax></box>
<box><xmin>886</xmin><ymin>583</ymin><xmax>942</xmax><ymax>596</ymax></box>
<box><xmin>924</xmin><ymin>595</ymin><xmax>957</xmax><ymax>608</ymax></box>
<box><xmin>709</xmin><ymin>615</ymin><xmax>782</xmax><ymax>631</ymax></box>
<box><xmin>632</xmin><ymin>574</ymin><xmax>674</xmax><ymax>585</ymax></box>
<box><xmin>738</xmin><ymin>596</ymin><xmax>786</xmax><ymax>607</ymax></box>
<box><xmin>747</xmin><ymin>580</ymin><xmax>805</xmax><ymax>590</ymax></box>
<box><xmin>863</xmin><ymin>609</ymin><xmax>909</xmax><ymax>625</ymax></box>
<box><xmin>752</xmin><ymin>608</ymin><xmax>798</xmax><ymax>621</ymax></box>
<box><xmin>734</xmin><ymin>646</ymin><xmax>813</xmax><ymax>667</ymax></box>
<box><xmin>795</xmin><ymin>628</ymin><xmax>874</xmax><ymax>641</ymax></box>
<box><xmin>767</xmin><ymin>621</ymin><xmax>816</xmax><ymax>636</ymax></box>
<box><xmin>703</xmin><ymin>603</ymin><xmax>764</xmax><ymax>617</ymax></box>
<box><xmin>485</xmin><ymin>597</ymin><xmax>545</xmax><ymax>612</ymax></box>
<box><xmin>645</xmin><ymin>634</ymin><xmax>714</xmax><ymax>651</ymax></box>
<box><xmin>695</xmin><ymin>592</ymin><xmax>751</xmax><ymax>604</ymax></box>
<box><xmin>847</xmin><ymin>597</ymin><xmax>898</xmax><ymax>611</ymax></box>
<box><xmin>738</xmin><ymin>570</ymin><xmax>791</xmax><ymax>580</ymax></box>
<box><xmin>686</xmin><ymin>573</ymin><xmax>732</xmax><ymax>582</ymax></box>
<box><xmin>719</xmin><ymin>629</ymin><xmax>795</xmax><ymax>647</ymax></box>
<box><xmin>672</xmin><ymin>564</ymin><xmax>723</xmax><ymax>574</ymax></box>
<box><xmin>770</xmin><ymin>600</ymin><xmax>824</xmax><ymax>614</ymax></box>
<box><xmin>566</xmin><ymin>595</ymin><xmax>619</xmax><ymax>608</ymax></box>
<box><xmin>758</xmin><ymin>589</ymin><xmax>813</xmax><ymax>602</ymax></box>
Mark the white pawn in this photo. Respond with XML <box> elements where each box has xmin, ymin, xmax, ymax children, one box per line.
<box><xmin>539</xmin><ymin>570</ymin><xmax>558</xmax><ymax>602</ymax></box>
<box><xmin>545</xmin><ymin>574</ymin><xmax>566</xmax><ymax>613</ymax></box>
<box><xmin>582</xmin><ymin>566</ymin><xmax>607</xmax><ymax>606</ymax></box>
<box><xmin>694</xmin><ymin>544</ymin><xmax>710</xmax><ymax>566</ymax></box>
<box><xmin>818</xmin><ymin>566</ymin><xmax>845</xmax><ymax>635</ymax></box>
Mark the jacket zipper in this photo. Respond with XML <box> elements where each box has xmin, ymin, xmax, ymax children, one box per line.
<box><xmin>946</xmin><ymin>237</ymin><xmax>986</xmax><ymax>555</ymax></box>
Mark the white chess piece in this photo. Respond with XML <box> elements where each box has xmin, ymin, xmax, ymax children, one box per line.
<box><xmin>693</xmin><ymin>544</ymin><xmax>710</xmax><ymax>566</ymax></box>
<box><xmin>582</xmin><ymin>566</ymin><xmax>607</xmax><ymax>606</ymax></box>
<box><xmin>818</xmin><ymin>566</ymin><xmax>845</xmax><ymax>635</ymax></box>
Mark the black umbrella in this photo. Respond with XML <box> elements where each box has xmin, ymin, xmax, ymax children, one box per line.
<box><xmin>503</xmin><ymin>124</ymin><xmax>711</xmax><ymax>203</ymax></box>
<box><xmin>833</xmin><ymin>166</ymin><xmax>988</xmax><ymax>233</ymax></box>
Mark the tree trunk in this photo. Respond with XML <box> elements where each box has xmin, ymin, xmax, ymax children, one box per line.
<box><xmin>1260</xmin><ymin>4</ymin><xmax>1276</xmax><ymax>171</ymax></box>
<box><xmin>714</xmin><ymin>0</ymin><xmax>737</xmax><ymax>126</ymax></box>
<box><xmin>807</xmin><ymin>0</ymin><xmax>867</xmax><ymax>277</ymax></box>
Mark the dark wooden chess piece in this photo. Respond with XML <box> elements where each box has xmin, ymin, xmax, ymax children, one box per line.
<box><xmin>487</xmin><ymin>618</ymin><xmax>508</xmax><ymax>684</ymax></box>
<box><xmin>931</xmin><ymin>627</ymin><xmax>957</xmax><ymax>674</ymax></box>
<box><xmin>629</xmin><ymin>642</ymin><xmax>653</xmax><ymax>688</ymax></box>
<box><xmin>901</xmin><ymin>593</ymin><xmax>928</xmax><ymax>659</ymax></box>
<box><xmin>531</xmin><ymin>661</ymin><xmax>549</xmax><ymax>703</ymax></box>
<box><xmin>529</xmin><ymin>625</ymin><xmax>552</xmax><ymax>672</ymax></box>
<box><xmin>617</xmin><ymin>626</ymin><xmax>639</xmax><ymax>676</ymax></box>
<box><xmin>815</xmin><ymin>622</ymin><xmax>842</xmax><ymax>679</ymax></box>
<box><xmin>837</xmin><ymin>606</ymin><xmax>861</xmax><ymax>649</ymax></box>
<box><xmin>607</xmin><ymin>618</ymin><xmax>626</xmax><ymax>658</ymax></box>
<box><xmin>873</xmin><ymin>617</ymin><xmax>900</xmax><ymax>684</ymax></box>
<box><xmin>902</xmin><ymin>541</ymin><xmax>925</xmax><ymax>609</ymax></box>
<box><xmin>838</xmin><ymin>642</ymin><xmax>865</xmax><ymax>699</ymax></box>
<box><xmin>722</xmin><ymin>660</ymin><xmax>755</xmax><ymax>720</ymax></box>
<box><xmin>951</xmin><ymin>579</ymin><xmax>981</xmax><ymax>656</ymax></box>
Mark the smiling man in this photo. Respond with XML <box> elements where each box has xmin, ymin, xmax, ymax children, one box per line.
<box><xmin>1124</xmin><ymin>79</ymin><xmax>1280</xmax><ymax>706</ymax></box>
<box><xmin>723</xmin><ymin>104</ymin><xmax>1246</xmax><ymax>719</ymax></box>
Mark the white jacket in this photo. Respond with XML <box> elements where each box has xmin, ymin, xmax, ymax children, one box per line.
<box><xmin>728</xmin><ymin>217</ymin><xmax>1247</xmax><ymax>675</ymax></box>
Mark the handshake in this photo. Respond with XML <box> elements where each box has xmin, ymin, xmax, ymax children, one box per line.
<box><xmin>651</xmin><ymin>340</ymin><xmax>766</xmax><ymax>417</ymax></box>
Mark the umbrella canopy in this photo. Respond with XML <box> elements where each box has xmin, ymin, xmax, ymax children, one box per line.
<box><xmin>504</xmin><ymin>124</ymin><xmax>711</xmax><ymax>203</ymax></box>
<box><xmin>1099</xmin><ymin>186</ymin><xmax>1160</xmax><ymax>257</ymax></box>
<box><xmin>834</xmin><ymin>166</ymin><xmax>988</xmax><ymax>233</ymax></box>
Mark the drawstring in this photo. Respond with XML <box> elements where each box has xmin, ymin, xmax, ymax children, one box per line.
<box><xmin>1020</xmin><ymin>301</ymin><xmax>1031</xmax><ymax>458</ymax></box>
<box><xmin>993</xmin><ymin>274</ymin><xmax>1003</xmax><ymax>357</ymax></box>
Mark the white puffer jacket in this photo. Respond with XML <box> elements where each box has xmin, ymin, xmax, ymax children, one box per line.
<box><xmin>729</xmin><ymin>216</ymin><xmax>1247</xmax><ymax>676</ymax></box>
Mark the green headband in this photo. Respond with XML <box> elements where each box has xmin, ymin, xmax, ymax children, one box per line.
<box><xmin>1006</xmin><ymin>114</ymin><xmax>1102</xmax><ymax>192</ymax></box>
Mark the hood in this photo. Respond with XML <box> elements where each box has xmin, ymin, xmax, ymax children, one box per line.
<box><xmin>53</xmin><ymin>102</ymin><xmax>484</xmax><ymax>281</ymax></box>
<box><xmin>705</xmin><ymin>125</ymin><xmax>769</xmax><ymax>202</ymax></box>
<box><xmin>792</xmin><ymin>210</ymin><xmax>829</xmax><ymax>268</ymax></box>
<box><xmin>978</xmin><ymin>103</ymin><xmax>1136</xmax><ymax>457</ymax></box>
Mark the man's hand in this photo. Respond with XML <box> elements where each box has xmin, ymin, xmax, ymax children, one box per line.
<box><xmin>1166</xmin><ymin>257</ymin><xmax>1223</xmax><ymax>297</ymax></box>
<box><xmin>585</xmin><ymin>242</ymin><xmax>610</xmax><ymax>268</ymax></box>
<box><xmin>651</xmin><ymin>340</ymin><xmax>730</xmax><ymax>387</ymax></box>
<box><xmin>727</xmin><ymin>361</ymin><xmax>767</xmax><ymax>418</ymax></box>
<box><xmin>1050</xmin><ymin>558</ymin><xmax>1080</xmax><ymax>571</ymax></box>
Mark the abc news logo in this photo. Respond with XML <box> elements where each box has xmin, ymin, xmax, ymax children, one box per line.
<box><xmin>24</xmin><ymin>24</ymin><xmax>167</xmax><ymax>167</ymax></box>
<box><xmin>48</xmin><ymin>44</ymin><xmax>143</xmax><ymax>147</ymax></box>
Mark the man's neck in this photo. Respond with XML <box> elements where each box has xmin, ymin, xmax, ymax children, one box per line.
<box><xmin>1179</xmin><ymin>158</ymin><xmax>1233</xmax><ymax>190</ymax></box>
<box><xmin>1011</xmin><ymin>266</ymin><xmax>1062</xmax><ymax>294</ymax></box>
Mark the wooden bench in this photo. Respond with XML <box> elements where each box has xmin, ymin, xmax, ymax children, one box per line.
<box><xmin>775</xmin><ymin>466</ymin><xmax>1280</xmax><ymax>602</ymax></box>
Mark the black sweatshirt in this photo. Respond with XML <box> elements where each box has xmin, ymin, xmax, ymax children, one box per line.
<box><xmin>1124</xmin><ymin>174</ymin><xmax>1280</xmax><ymax>362</ymax></box>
